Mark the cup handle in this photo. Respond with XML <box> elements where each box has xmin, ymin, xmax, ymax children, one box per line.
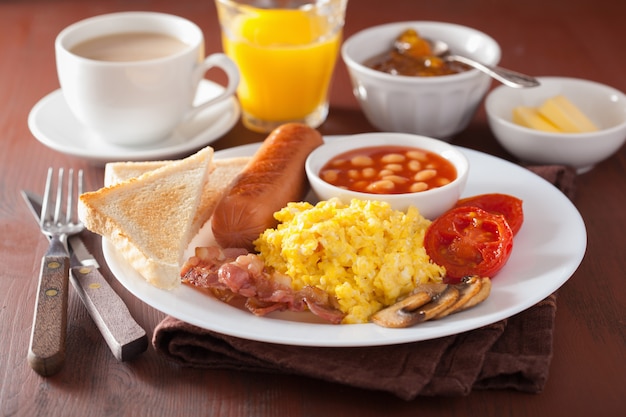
<box><xmin>185</xmin><ymin>53</ymin><xmax>239</xmax><ymax>121</ymax></box>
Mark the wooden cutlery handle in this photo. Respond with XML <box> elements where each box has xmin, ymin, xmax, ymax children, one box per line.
<box><xmin>70</xmin><ymin>266</ymin><xmax>148</xmax><ymax>361</ymax></box>
<box><xmin>28</xmin><ymin>253</ymin><xmax>69</xmax><ymax>376</ymax></box>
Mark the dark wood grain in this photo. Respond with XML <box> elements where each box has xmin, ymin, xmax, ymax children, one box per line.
<box><xmin>1</xmin><ymin>0</ymin><xmax>625</xmax><ymax>416</ymax></box>
<box><xmin>28</xmin><ymin>251</ymin><xmax>69</xmax><ymax>376</ymax></box>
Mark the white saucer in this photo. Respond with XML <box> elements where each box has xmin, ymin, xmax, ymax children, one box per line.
<box><xmin>28</xmin><ymin>80</ymin><xmax>240</xmax><ymax>165</ymax></box>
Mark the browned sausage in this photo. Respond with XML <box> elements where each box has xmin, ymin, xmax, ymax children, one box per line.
<box><xmin>211</xmin><ymin>123</ymin><xmax>324</xmax><ymax>250</ymax></box>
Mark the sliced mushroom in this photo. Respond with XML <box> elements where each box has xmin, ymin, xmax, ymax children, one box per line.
<box><xmin>414</xmin><ymin>282</ymin><xmax>448</xmax><ymax>298</ymax></box>
<box><xmin>416</xmin><ymin>286</ymin><xmax>460</xmax><ymax>321</ymax></box>
<box><xmin>370</xmin><ymin>283</ymin><xmax>447</xmax><ymax>328</ymax></box>
<box><xmin>433</xmin><ymin>275</ymin><xmax>484</xmax><ymax>319</ymax></box>
<box><xmin>370</xmin><ymin>277</ymin><xmax>493</xmax><ymax>328</ymax></box>
<box><xmin>456</xmin><ymin>277</ymin><xmax>491</xmax><ymax>312</ymax></box>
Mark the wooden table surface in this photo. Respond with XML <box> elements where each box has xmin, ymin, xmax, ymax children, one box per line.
<box><xmin>1</xmin><ymin>1</ymin><xmax>624</xmax><ymax>416</ymax></box>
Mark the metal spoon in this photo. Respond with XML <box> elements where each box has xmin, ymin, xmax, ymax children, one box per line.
<box><xmin>425</xmin><ymin>38</ymin><xmax>540</xmax><ymax>88</ymax></box>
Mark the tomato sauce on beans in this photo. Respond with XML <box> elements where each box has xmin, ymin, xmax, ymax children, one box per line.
<box><xmin>319</xmin><ymin>146</ymin><xmax>457</xmax><ymax>194</ymax></box>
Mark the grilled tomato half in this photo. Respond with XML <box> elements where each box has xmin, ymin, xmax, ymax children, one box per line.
<box><xmin>425</xmin><ymin>206</ymin><xmax>514</xmax><ymax>282</ymax></box>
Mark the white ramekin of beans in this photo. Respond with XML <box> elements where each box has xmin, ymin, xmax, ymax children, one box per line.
<box><xmin>305</xmin><ymin>132</ymin><xmax>469</xmax><ymax>219</ymax></box>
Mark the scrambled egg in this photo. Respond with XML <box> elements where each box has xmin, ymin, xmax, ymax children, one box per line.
<box><xmin>254</xmin><ymin>198</ymin><xmax>445</xmax><ymax>324</ymax></box>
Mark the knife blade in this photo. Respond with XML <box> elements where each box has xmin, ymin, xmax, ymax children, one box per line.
<box><xmin>22</xmin><ymin>190</ymin><xmax>148</xmax><ymax>362</ymax></box>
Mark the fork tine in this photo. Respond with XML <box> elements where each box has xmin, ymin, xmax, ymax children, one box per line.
<box><xmin>66</xmin><ymin>169</ymin><xmax>84</xmax><ymax>224</ymax></box>
<box><xmin>66</xmin><ymin>169</ymin><xmax>74</xmax><ymax>224</ymax></box>
<box><xmin>78</xmin><ymin>169</ymin><xmax>84</xmax><ymax>198</ymax></box>
<box><xmin>77</xmin><ymin>169</ymin><xmax>84</xmax><ymax>222</ymax></box>
<box><xmin>40</xmin><ymin>167</ymin><xmax>85</xmax><ymax>227</ymax></box>
<box><xmin>54</xmin><ymin>168</ymin><xmax>65</xmax><ymax>225</ymax></box>
<box><xmin>40</xmin><ymin>167</ymin><xmax>54</xmax><ymax>228</ymax></box>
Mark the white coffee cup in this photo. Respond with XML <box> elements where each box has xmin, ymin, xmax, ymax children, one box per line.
<box><xmin>55</xmin><ymin>12</ymin><xmax>239</xmax><ymax>146</ymax></box>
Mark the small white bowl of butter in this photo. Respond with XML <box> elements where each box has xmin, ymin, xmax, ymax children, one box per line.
<box><xmin>486</xmin><ymin>76</ymin><xmax>626</xmax><ymax>173</ymax></box>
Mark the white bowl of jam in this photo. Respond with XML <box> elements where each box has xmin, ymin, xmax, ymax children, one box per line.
<box><xmin>341</xmin><ymin>21</ymin><xmax>501</xmax><ymax>140</ymax></box>
<box><xmin>306</xmin><ymin>133</ymin><xmax>469</xmax><ymax>219</ymax></box>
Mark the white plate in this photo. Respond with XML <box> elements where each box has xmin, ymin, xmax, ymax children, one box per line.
<box><xmin>28</xmin><ymin>80</ymin><xmax>240</xmax><ymax>165</ymax></box>
<box><xmin>103</xmin><ymin>140</ymin><xmax>587</xmax><ymax>347</ymax></box>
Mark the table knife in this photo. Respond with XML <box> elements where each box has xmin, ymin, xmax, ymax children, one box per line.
<box><xmin>22</xmin><ymin>190</ymin><xmax>148</xmax><ymax>362</ymax></box>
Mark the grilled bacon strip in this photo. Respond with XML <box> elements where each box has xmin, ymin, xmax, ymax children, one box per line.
<box><xmin>181</xmin><ymin>246</ymin><xmax>345</xmax><ymax>324</ymax></box>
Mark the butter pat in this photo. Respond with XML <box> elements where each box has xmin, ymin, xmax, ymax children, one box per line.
<box><xmin>512</xmin><ymin>106</ymin><xmax>560</xmax><ymax>132</ymax></box>
<box><xmin>538</xmin><ymin>95</ymin><xmax>598</xmax><ymax>133</ymax></box>
<box><xmin>512</xmin><ymin>95</ymin><xmax>599</xmax><ymax>133</ymax></box>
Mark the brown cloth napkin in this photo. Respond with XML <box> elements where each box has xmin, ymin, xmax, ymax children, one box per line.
<box><xmin>152</xmin><ymin>164</ymin><xmax>576</xmax><ymax>400</ymax></box>
<box><xmin>525</xmin><ymin>164</ymin><xmax>577</xmax><ymax>201</ymax></box>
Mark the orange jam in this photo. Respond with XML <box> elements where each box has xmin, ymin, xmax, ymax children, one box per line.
<box><xmin>364</xmin><ymin>29</ymin><xmax>470</xmax><ymax>77</ymax></box>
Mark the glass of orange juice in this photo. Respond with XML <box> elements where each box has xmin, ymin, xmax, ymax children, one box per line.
<box><xmin>215</xmin><ymin>0</ymin><xmax>348</xmax><ymax>133</ymax></box>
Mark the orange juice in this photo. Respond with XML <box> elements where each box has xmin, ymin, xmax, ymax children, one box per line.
<box><xmin>221</xmin><ymin>7</ymin><xmax>342</xmax><ymax>130</ymax></box>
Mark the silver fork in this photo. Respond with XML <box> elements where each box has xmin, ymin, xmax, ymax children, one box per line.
<box><xmin>28</xmin><ymin>167</ymin><xmax>84</xmax><ymax>376</ymax></box>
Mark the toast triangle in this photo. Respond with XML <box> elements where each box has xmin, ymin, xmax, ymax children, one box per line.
<box><xmin>79</xmin><ymin>146</ymin><xmax>215</xmax><ymax>289</ymax></box>
<box><xmin>104</xmin><ymin>156</ymin><xmax>251</xmax><ymax>234</ymax></box>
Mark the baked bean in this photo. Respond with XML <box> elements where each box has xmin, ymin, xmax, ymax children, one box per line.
<box><xmin>383</xmin><ymin>175</ymin><xmax>410</xmax><ymax>184</ymax></box>
<box><xmin>351</xmin><ymin>155</ymin><xmax>374</xmax><ymax>166</ymax></box>
<box><xmin>362</xmin><ymin>167</ymin><xmax>376</xmax><ymax>178</ymax></box>
<box><xmin>321</xmin><ymin>170</ymin><xmax>339</xmax><ymax>182</ymax></box>
<box><xmin>409</xmin><ymin>182</ymin><xmax>429</xmax><ymax>192</ymax></box>
<box><xmin>381</xmin><ymin>153</ymin><xmax>406</xmax><ymax>163</ymax></box>
<box><xmin>367</xmin><ymin>180</ymin><xmax>395</xmax><ymax>192</ymax></box>
<box><xmin>406</xmin><ymin>150</ymin><xmax>427</xmax><ymax>161</ymax></box>
<box><xmin>384</xmin><ymin>163</ymin><xmax>403</xmax><ymax>172</ymax></box>
<box><xmin>319</xmin><ymin>146</ymin><xmax>457</xmax><ymax>195</ymax></box>
<box><xmin>408</xmin><ymin>160</ymin><xmax>422</xmax><ymax>171</ymax></box>
<box><xmin>330</xmin><ymin>158</ymin><xmax>347</xmax><ymax>167</ymax></box>
<box><xmin>414</xmin><ymin>169</ymin><xmax>437</xmax><ymax>182</ymax></box>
